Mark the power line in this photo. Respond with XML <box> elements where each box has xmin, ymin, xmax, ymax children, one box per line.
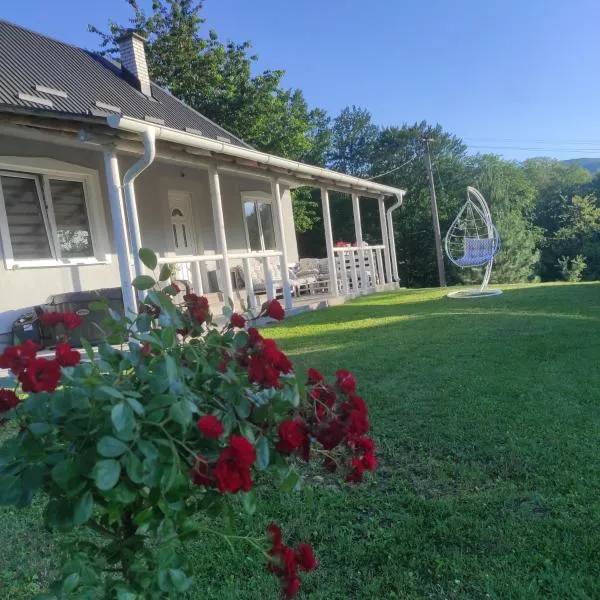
<box><xmin>467</xmin><ymin>144</ymin><xmax>600</xmax><ymax>154</ymax></box>
<box><xmin>367</xmin><ymin>153</ymin><xmax>421</xmax><ymax>180</ymax></box>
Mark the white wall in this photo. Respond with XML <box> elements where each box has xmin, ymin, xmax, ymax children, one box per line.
<box><xmin>0</xmin><ymin>133</ymin><xmax>300</xmax><ymax>341</ymax></box>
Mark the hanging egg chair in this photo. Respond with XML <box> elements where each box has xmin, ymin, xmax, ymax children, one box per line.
<box><xmin>445</xmin><ymin>186</ymin><xmax>502</xmax><ymax>298</ymax></box>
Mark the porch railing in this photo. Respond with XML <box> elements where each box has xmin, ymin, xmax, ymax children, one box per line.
<box><xmin>333</xmin><ymin>245</ymin><xmax>389</xmax><ymax>295</ymax></box>
<box><xmin>157</xmin><ymin>250</ymin><xmax>285</xmax><ymax>312</ymax></box>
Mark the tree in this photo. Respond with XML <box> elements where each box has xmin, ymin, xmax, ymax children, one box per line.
<box><xmin>326</xmin><ymin>106</ymin><xmax>378</xmax><ymax>177</ymax></box>
<box><xmin>552</xmin><ymin>195</ymin><xmax>600</xmax><ymax>280</ymax></box>
<box><xmin>523</xmin><ymin>158</ymin><xmax>591</xmax><ymax>280</ymax></box>
<box><xmin>91</xmin><ymin>1</ymin><xmax>327</xmax><ymax>161</ymax></box>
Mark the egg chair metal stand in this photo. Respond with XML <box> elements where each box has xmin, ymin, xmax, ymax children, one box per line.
<box><xmin>445</xmin><ymin>186</ymin><xmax>502</xmax><ymax>298</ymax></box>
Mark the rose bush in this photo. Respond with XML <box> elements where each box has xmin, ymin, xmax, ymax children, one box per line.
<box><xmin>0</xmin><ymin>248</ymin><xmax>376</xmax><ymax>599</ymax></box>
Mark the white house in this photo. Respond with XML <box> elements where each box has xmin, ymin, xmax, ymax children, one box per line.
<box><xmin>0</xmin><ymin>20</ymin><xmax>405</xmax><ymax>345</ymax></box>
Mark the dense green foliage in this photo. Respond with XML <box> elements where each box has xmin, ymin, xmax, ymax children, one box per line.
<box><xmin>93</xmin><ymin>1</ymin><xmax>599</xmax><ymax>286</ymax></box>
<box><xmin>3</xmin><ymin>283</ymin><xmax>600</xmax><ymax>598</ymax></box>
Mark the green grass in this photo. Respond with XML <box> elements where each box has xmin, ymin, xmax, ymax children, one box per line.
<box><xmin>2</xmin><ymin>282</ymin><xmax>600</xmax><ymax>599</ymax></box>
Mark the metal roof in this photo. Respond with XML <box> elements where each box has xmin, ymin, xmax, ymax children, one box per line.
<box><xmin>0</xmin><ymin>19</ymin><xmax>250</xmax><ymax>148</ymax></box>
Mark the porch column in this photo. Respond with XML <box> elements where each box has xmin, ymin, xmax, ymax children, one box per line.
<box><xmin>320</xmin><ymin>187</ymin><xmax>338</xmax><ymax>296</ymax></box>
<box><xmin>208</xmin><ymin>167</ymin><xmax>234</xmax><ymax>303</ymax></box>
<box><xmin>271</xmin><ymin>180</ymin><xmax>293</xmax><ymax>311</ymax></box>
<box><xmin>352</xmin><ymin>193</ymin><xmax>367</xmax><ymax>292</ymax></box>
<box><xmin>103</xmin><ymin>149</ymin><xmax>137</xmax><ymax>318</ymax></box>
<box><xmin>378</xmin><ymin>197</ymin><xmax>393</xmax><ymax>284</ymax></box>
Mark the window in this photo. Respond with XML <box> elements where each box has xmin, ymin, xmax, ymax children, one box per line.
<box><xmin>0</xmin><ymin>158</ymin><xmax>105</xmax><ymax>268</ymax></box>
<box><xmin>242</xmin><ymin>195</ymin><xmax>277</xmax><ymax>252</ymax></box>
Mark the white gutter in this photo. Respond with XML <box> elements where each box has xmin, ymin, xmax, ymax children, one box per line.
<box><xmin>386</xmin><ymin>191</ymin><xmax>405</xmax><ymax>282</ymax></box>
<box><xmin>122</xmin><ymin>127</ymin><xmax>156</xmax><ymax>284</ymax></box>
<box><xmin>106</xmin><ymin>115</ymin><xmax>406</xmax><ymax>199</ymax></box>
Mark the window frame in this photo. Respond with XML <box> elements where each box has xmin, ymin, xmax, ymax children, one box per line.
<box><xmin>0</xmin><ymin>157</ymin><xmax>109</xmax><ymax>269</ymax></box>
<box><xmin>240</xmin><ymin>191</ymin><xmax>280</xmax><ymax>253</ymax></box>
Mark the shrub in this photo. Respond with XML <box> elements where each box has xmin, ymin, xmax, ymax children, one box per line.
<box><xmin>0</xmin><ymin>249</ymin><xmax>376</xmax><ymax>599</ymax></box>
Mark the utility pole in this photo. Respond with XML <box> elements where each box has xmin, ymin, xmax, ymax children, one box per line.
<box><xmin>423</xmin><ymin>137</ymin><xmax>446</xmax><ymax>287</ymax></box>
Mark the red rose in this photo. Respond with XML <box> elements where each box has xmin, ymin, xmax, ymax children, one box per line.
<box><xmin>141</xmin><ymin>343</ymin><xmax>152</xmax><ymax>357</ymax></box>
<box><xmin>362</xmin><ymin>451</ymin><xmax>377</xmax><ymax>471</ymax></box>
<box><xmin>336</xmin><ymin>369</ymin><xmax>356</xmax><ymax>394</ymax></box>
<box><xmin>197</xmin><ymin>415</ymin><xmax>225</xmax><ymax>439</ymax></box>
<box><xmin>295</xmin><ymin>544</ymin><xmax>318</xmax><ymax>572</ymax></box>
<box><xmin>276</xmin><ymin>419</ymin><xmax>306</xmax><ymax>453</ymax></box>
<box><xmin>55</xmin><ymin>343</ymin><xmax>81</xmax><ymax>368</ymax></box>
<box><xmin>266</xmin><ymin>524</ymin><xmax>316</xmax><ymax>599</ymax></box>
<box><xmin>171</xmin><ymin>281</ymin><xmax>181</xmax><ymax>293</ymax></box>
<box><xmin>267</xmin><ymin>523</ymin><xmax>283</xmax><ymax>551</ymax></box>
<box><xmin>264</xmin><ymin>299</ymin><xmax>285</xmax><ymax>321</ymax></box>
<box><xmin>0</xmin><ymin>340</ymin><xmax>39</xmax><ymax>374</ymax></box>
<box><xmin>230</xmin><ymin>312</ymin><xmax>246</xmax><ymax>328</ymax></box>
<box><xmin>0</xmin><ymin>389</ymin><xmax>19</xmax><ymax>414</ymax></box>
<box><xmin>18</xmin><ymin>358</ymin><xmax>61</xmax><ymax>393</ymax></box>
<box><xmin>40</xmin><ymin>312</ymin><xmax>82</xmax><ymax>330</ymax></box>
<box><xmin>348</xmin><ymin>409</ymin><xmax>369</xmax><ymax>436</ymax></box>
<box><xmin>190</xmin><ymin>306</ymin><xmax>208</xmax><ymax>325</ymax></box>
<box><xmin>346</xmin><ymin>457</ymin><xmax>364</xmax><ymax>483</ymax></box>
<box><xmin>213</xmin><ymin>435</ymin><xmax>256</xmax><ymax>494</ymax></box>
<box><xmin>62</xmin><ymin>312</ymin><xmax>82</xmax><ymax>330</ymax></box>
<box><xmin>307</xmin><ymin>368</ymin><xmax>324</xmax><ymax>384</ymax></box>
<box><xmin>248</xmin><ymin>327</ymin><xmax>263</xmax><ymax>344</ymax></box>
<box><xmin>316</xmin><ymin>419</ymin><xmax>345</xmax><ymax>450</ymax></box>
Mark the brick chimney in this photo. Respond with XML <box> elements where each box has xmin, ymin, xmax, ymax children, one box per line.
<box><xmin>117</xmin><ymin>30</ymin><xmax>152</xmax><ymax>97</ymax></box>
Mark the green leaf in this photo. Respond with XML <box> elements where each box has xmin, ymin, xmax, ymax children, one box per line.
<box><xmin>139</xmin><ymin>247</ymin><xmax>158</xmax><ymax>270</ymax></box>
<box><xmin>98</xmin><ymin>385</ymin><xmax>124</xmax><ymax>399</ymax></box>
<box><xmin>255</xmin><ymin>437</ymin><xmax>270</xmax><ymax>470</ymax></box>
<box><xmin>126</xmin><ymin>397</ymin><xmax>145</xmax><ymax>417</ymax></box>
<box><xmin>235</xmin><ymin>397</ymin><xmax>251</xmax><ymax>419</ymax></box>
<box><xmin>132</xmin><ymin>275</ymin><xmax>156</xmax><ymax>291</ymax></box>
<box><xmin>169</xmin><ymin>569</ymin><xmax>192</xmax><ymax>592</ymax></box>
<box><xmin>62</xmin><ymin>572</ymin><xmax>80</xmax><ymax>594</ymax></box>
<box><xmin>158</xmin><ymin>263</ymin><xmax>172</xmax><ymax>281</ymax></box>
<box><xmin>137</xmin><ymin>440</ymin><xmax>158</xmax><ymax>461</ymax></box>
<box><xmin>51</xmin><ymin>459</ymin><xmax>76</xmax><ymax>489</ymax></box>
<box><xmin>97</xmin><ymin>436</ymin><xmax>129</xmax><ymax>458</ymax></box>
<box><xmin>161</xmin><ymin>327</ymin><xmax>176</xmax><ymax>349</ymax></box>
<box><xmin>93</xmin><ymin>459</ymin><xmax>121</xmax><ymax>491</ymax></box>
<box><xmin>169</xmin><ymin>401</ymin><xmax>192</xmax><ymax>428</ymax></box>
<box><xmin>73</xmin><ymin>491</ymin><xmax>94</xmax><ymax>525</ymax></box>
<box><xmin>242</xmin><ymin>489</ymin><xmax>257</xmax><ymax>515</ymax></box>
<box><xmin>88</xmin><ymin>300</ymin><xmax>108</xmax><ymax>312</ymax></box>
<box><xmin>165</xmin><ymin>354</ymin><xmax>177</xmax><ymax>384</ymax></box>
<box><xmin>239</xmin><ymin>421</ymin><xmax>255</xmax><ymax>443</ymax></box>
<box><xmin>116</xmin><ymin>588</ymin><xmax>138</xmax><ymax>600</ymax></box>
<box><xmin>112</xmin><ymin>402</ymin><xmax>135</xmax><ymax>433</ymax></box>
<box><xmin>80</xmin><ymin>337</ymin><xmax>95</xmax><ymax>361</ymax></box>
<box><xmin>280</xmin><ymin>470</ymin><xmax>300</xmax><ymax>492</ymax></box>
<box><xmin>28</xmin><ymin>422</ymin><xmax>51</xmax><ymax>436</ymax></box>
<box><xmin>125</xmin><ymin>453</ymin><xmax>144</xmax><ymax>485</ymax></box>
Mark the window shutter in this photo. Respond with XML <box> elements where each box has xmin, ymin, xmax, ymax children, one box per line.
<box><xmin>1</xmin><ymin>175</ymin><xmax>52</xmax><ymax>260</ymax></box>
<box><xmin>49</xmin><ymin>179</ymin><xmax>93</xmax><ymax>258</ymax></box>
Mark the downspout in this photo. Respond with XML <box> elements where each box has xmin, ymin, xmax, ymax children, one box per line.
<box><xmin>386</xmin><ymin>191</ymin><xmax>405</xmax><ymax>283</ymax></box>
<box><xmin>122</xmin><ymin>127</ymin><xmax>156</xmax><ymax>286</ymax></box>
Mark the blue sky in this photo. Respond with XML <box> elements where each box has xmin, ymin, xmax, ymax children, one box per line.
<box><xmin>3</xmin><ymin>0</ymin><xmax>600</xmax><ymax>160</ymax></box>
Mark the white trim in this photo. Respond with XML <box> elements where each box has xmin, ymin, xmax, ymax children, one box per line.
<box><xmin>240</xmin><ymin>190</ymin><xmax>280</xmax><ymax>254</ymax></box>
<box><xmin>108</xmin><ymin>115</ymin><xmax>407</xmax><ymax>198</ymax></box>
<box><xmin>0</xmin><ymin>156</ymin><xmax>110</xmax><ymax>269</ymax></box>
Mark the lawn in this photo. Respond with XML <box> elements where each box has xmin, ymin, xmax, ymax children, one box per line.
<box><xmin>2</xmin><ymin>282</ymin><xmax>600</xmax><ymax>599</ymax></box>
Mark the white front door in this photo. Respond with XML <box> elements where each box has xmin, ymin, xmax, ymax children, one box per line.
<box><xmin>168</xmin><ymin>191</ymin><xmax>197</xmax><ymax>283</ymax></box>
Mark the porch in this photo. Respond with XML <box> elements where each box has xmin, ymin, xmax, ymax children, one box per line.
<box><xmin>106</xmin><ymin>128</ymin><xmax>403</xmax><ymax>316</ymax></box>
